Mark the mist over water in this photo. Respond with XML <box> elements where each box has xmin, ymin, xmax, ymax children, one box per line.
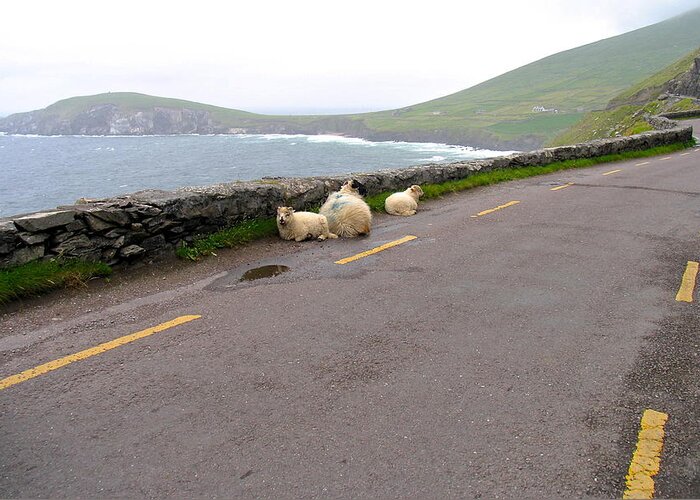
<box><xmin>0</xmin><ymin>134</ymin><xmax>515</xmax><ymax>217</ymax></box>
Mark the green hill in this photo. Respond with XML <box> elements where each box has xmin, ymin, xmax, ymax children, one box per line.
<box><xmin>41</xmin><ymin>92</ymin><xmax>258</xmax><ymax>121</ymax></box>
<box><xmin>2</xmin><ymin>7</ymin><xmax>700</xmax><ymax>148</ymax></box>
<box><xmin>549</xmin><ymin>47</ymin><xmax>700</xmax><ymax>146</ymax></box>
<box><xmin>357</xmin><ymin>6</ymin><xmax>700</xmax><ymax>148</ymax></box>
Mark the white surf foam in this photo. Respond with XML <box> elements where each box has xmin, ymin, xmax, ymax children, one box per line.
<box><xmin>304</xmin><ymin>135</ymin><xmax>376</xmax><ymax>146</ymax></box>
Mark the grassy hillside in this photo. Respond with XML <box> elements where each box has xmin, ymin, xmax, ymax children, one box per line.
<box><xmin>549</xmin><ymin>47</ymin><xmax>700</xmax><ymax>146</ymax></box>
<box><xmin>4</xmin><ymin>7</ymin><xmax>700</xmax><ymax>148</ymax></box>
<box><xmin>33</xmin><ymin>91</ymin><xmax>356</xmax><ymax>132</ymax></box>
<box><xmin>359</xmin><ymin>7</ymin><xmax>700</xmax><ymax>147</ymax></box>
<box><xmin>42</xmin><ymin>92</ymin><xmax>260</xmax><ymax>121</ymax></box>
<box><xmin>607</xmin><ymin>47</ymin><xmax>700</xmax><ymax>107</ymax></box>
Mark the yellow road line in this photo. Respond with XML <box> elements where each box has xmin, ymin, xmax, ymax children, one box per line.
<box><xmin>550</xmin><ymin>183</ymin><xmax>574</xmax><ymax>191</ymax></box>
<box><xmin>603</xmin><ymin>169</ymin><xmax>622</xmax><ymax>176</ymax></box>
<box><xmin>680</xmin><ymin>152</ymin><xmax>690</xmax><ymax>156</ymax></box>
<box><xmin>623</xmin><ymin>409</ymin><xmax>669</xmax><ymax>499</ymax></box>
<box><xmin>335</xmin><ymin>235</ymin><xmax>417</xmax><ymax>265</ymax></box>
<box><xmin>470</xmin><ymin>200</ymin><xmax>521</xmax><ymax>218</ymax></box>
<box><xmin>660</xmin><ymin>157</ymin><xmax>672</xmax><ymax>161</ymax></box>
<box><xmin>0</xmin><ymin>315</ymin><xmax>202</xmax><ymax>391</ymax></box>
<box><xmin>635</xmin><ymin>161</ymin><xmax>650</xmax><ymax>166</ymax></box>
<box><xmin>675</xmin><ymin>261</ymin><xmax>699</xmax><ymax>303</ymax></box>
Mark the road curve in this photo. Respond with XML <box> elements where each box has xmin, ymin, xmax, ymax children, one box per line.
<box><xmin>1</xmin><ymin>126</ymin><xmax>699</xmax><ymax>498</ymax></box>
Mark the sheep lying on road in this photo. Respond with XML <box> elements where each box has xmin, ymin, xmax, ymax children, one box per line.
<box><xmin>319</xmin><ymin>179</ymin><xmax>372</xmax><ymax>237</ymax></box>
<box><xmin>385</xmin><ymin>185</ymin><xmax>424</xmax><ymax>216</ymax></box>
<box><xmin>276</xmin><ymin>207</ymin><xmax>338</xmax><ymax>242</ymax></box>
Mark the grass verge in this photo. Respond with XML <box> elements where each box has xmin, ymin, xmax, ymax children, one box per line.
<box><xmin>178</xmin><ymin>140</ymin><xmax>694</xmax><ymax>259</ymax></box>
<box><xmin>0</xmin><ymin>259</ymin><xmax>112</xmax><ymax>305</ymax></box>
<box><xmin>365</xmin><ymin>141</ymin><xmax>695</xmax><ymax>211</ymax></box>
<box><xmin>176</xmin><ymin>217</ymin><xmax>278</xmax><ymax>261</ymax></box>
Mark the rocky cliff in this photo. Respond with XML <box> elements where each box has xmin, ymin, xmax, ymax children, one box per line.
<box><xmin>665</xmin><ymin>57</ymin><xmax>700</xmax><ymax>98</ymax></box>
<box><xmin>0</xmin><ymin>104</ymin><xmax>220</xmax><ymax>135</ymax></box>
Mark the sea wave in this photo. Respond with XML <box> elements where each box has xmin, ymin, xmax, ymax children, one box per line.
<box><xmin>0</xmin><ymin>133</ymin><xmax>516</xmax><ymax>216</ymax></box>
<box><xmin>237</xmin><ymin>133</ymin><xmax>515</xmax><ymax>159</ymax></box>
<box><xmin>304</xmin><ymin>134</ymin><xmax>376</xmax><ymax>146</ymax></box>
<box><xmin>0</xmin><ymin>132</ymin><xmax>517</xmax><ymax>158</ymax></box>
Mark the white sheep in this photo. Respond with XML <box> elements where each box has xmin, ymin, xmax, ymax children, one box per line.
<box><xmin>384</xmin><ymin>185</ymin><xmax>424</xmax><ymax>216</ymax></box>
<box><xmin>276</xmin><ymin>206</ymin><xmax>338</xmax><ymax>242</ymax></box>
<box><xmin>319</xmin><ymin>179</ymin><xmax>372</xmax><ymax>237</ymax></box>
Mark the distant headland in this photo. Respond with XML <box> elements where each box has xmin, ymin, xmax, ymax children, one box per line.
<box><xmin>1</xmin><ymin>7</ymin><xmax>699</xmax><ymax>149</ymax></box>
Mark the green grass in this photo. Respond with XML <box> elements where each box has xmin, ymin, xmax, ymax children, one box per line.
<box><xmin>548</xmin><ymin>105</ymin><xmax>652</xmax><ymax>146</ymax></box>
<box><xmin>365</xmin><ymin>141</ymin><xmax>695</xmax><ymax>212</ymax></box>
<box><xmin>0</xmin><ymin>259</ymin><xmax>112</xmax><ymax>305</ymax></box>
<box><xmin>487</xmin><ymin>113</ymin><xmax>585</xmax><ymax>137</ymax></box>
<box><xmin>669</xmin><ymin>98</ymin><xmax>700</xmax><ymax>112</ymax></box>
<box><xmin>176</xmin><ymin>217</ymin><xmax>279</xmax><ymax>261</ymax></box>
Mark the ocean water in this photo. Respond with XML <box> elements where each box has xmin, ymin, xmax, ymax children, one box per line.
<box><xmin>0</xmin><ymin>134</ymin><xmax>515</xmax><ymax>217</ymax></box>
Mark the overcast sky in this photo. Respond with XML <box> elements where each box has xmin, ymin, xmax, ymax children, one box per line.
<box><xmin>2</xmin><ymin>0</ymin><xmax>700</xmax><ymax>116</ymax></box>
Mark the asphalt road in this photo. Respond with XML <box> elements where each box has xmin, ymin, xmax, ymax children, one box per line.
<box><xmin>1</xmin><ymin>127</ymin><xmax>699</xmax><ymax>498</ymax></box>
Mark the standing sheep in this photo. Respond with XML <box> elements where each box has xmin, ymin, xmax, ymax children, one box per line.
<box><xmin>384</xmin><ymin>185</ymin><xmax>424</xmax><ymax>216</ymax></box>
<box><xmin>276</xmin><ymin>207</ymin><xmax>338</xmax><ymax>242</ymax></box>
<box><xmin>319</xmin><ymin>179</ymin><xmax>372</xmax><ymax>237</ymax></box>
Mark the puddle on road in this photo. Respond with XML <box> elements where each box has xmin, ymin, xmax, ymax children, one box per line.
<box><xmin>240</xmin><ymin>265</ymin><xmax>290</xmax><ymax>282</ymax></box>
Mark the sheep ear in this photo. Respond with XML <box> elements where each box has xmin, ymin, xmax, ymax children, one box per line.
<box><xmin>353</xmin><ymin>180</ymin><xmax>368</xmax><ymax>196</ymax></box>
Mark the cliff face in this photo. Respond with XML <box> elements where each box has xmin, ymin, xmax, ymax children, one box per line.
<box><xmin>665</xmin><ymin>57</ymin><xmax>700</xmax><ymax>98</ymax></box>
<box><xmin>0</xmin><ymin>105</ymin><xmax>220</xmax><ymax>135</ymax></box>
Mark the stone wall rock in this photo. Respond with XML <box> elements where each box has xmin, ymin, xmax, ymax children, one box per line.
<box><xmin>13</xmin><ymin>210</ymin><xmax>76</xmax><ymax>232</ymax></box>
<box><xmin>659</xmin><ymin>109</ymin><xmax>700</xmax><ymax>120</ymax></box>
<box><xmin>0</xmin><ymin>125</ymin><xmax>693</xmax><ymax>270</ymax></box>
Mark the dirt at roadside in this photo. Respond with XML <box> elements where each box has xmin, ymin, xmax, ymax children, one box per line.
<box><xmin>0</xmin><ymin>235</ymin><xmax>290</xmax><ymax>337</ymax></box>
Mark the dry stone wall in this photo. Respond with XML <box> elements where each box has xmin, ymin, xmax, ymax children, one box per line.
<box><xmin>0</xmin><ymin>125</ymin><xmax>693</xmax><ymax>269</ymax></box>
